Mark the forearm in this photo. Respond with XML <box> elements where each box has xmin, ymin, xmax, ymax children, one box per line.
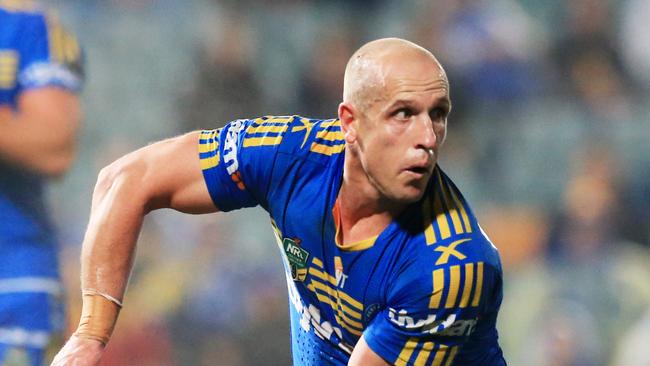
<box><xmin>80</xmin><ymin>150</ymin><xmax>159</xmax><ymax>302</ymax></box>
<box><xmin>73</xmin><ymin>155</ymin><xmax>151</xmax><ymax>344</ymax></box>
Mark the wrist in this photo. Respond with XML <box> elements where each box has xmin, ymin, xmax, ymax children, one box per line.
<box><xmin>73</xmin><ymin>290</ymin><xmax>122</xmax><ymax>346</ymax></box>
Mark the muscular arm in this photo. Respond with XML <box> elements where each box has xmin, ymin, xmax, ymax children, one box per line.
<box><xmin>82</xmin><ymin>131</ymin><xmax>217</xmax><ymax>301</ymax></box>
<box><xmin>52</xmin><ymin>131</ymin><xmax>217</xmax><ymax>365</ymax></box>
<box><xmin>0</xmin><ymin>87</ymin><xmax>81</xmax><ymax>176</ymax></box>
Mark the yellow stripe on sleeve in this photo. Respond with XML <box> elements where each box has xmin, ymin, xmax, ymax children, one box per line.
<box><xmin>310</xmin><ymin>143</ymin><xmax>345</xmax><ymax>156</ymax></box>
<box><xmin>459</xmin><ymin>263</ymin><xmax>474</xmax><ymax>308</ymax></box>
<box><xmin>429</xmin><ymin>268</ymin><xmax>444</xmax><ymax>309</ymax></box>
<box><xmin>200</xmin><ymin>156</ymin><xmax>219</xmax><ymax>170</ymax></box>
<box><xmin>471</xmin><ymin>262</ymin><xmax>484</xmax><ymax>307</ymax></box>
<box><xmin>444</xmin><ymin>346</ymin><xmax>458</xmax><ymax>366</ymax></box>
<box><xmin>432</xmin><ymin>345</ymin><xmax>448</xmax><ymax>366</ymax></box>
<box><xmin>246</xmin><ymin>124</ymin><xmax>288</xmax><ymax>134</ymax></box>
<box><xmin>316</xmin><ymin>130</ymin><xmax>345</xmax><ymax>141</ymax></box>
<box><xmin>243</xmin><ymin>135</ymin><xmax>284</xmax><ymax>147</ymax></box>
<box><xmin>445</xmin><ymin>265</ymin><xmax>460</xmax><ymax>309</ymax></box>
<box><xmin>395</xmin><ymin>338</ymin><xmax>418</xmax><ymax>366</ymax></box>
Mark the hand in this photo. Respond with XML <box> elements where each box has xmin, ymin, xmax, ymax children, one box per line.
<box><xmin>50</xmin><ymin>335</ymin><xmax>105</xmax><ymax>366</ymax></box>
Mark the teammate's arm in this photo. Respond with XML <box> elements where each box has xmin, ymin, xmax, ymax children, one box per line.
<box><xmin>51</xmin><ymin>131</ymin><xmax>217</xmax><ymax>366</ymax></box>
<box><xmin>0</xmin><ymin>87</ymin><xmax>81</xmax><ymax>176</ymax></box>
<box><xmin>349</xmin><ymin>336</ymin><xmax>391</xmax><ymax>366</ymax></box>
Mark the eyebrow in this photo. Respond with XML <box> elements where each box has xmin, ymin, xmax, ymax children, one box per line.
<box><xmin>388</xmin><ymin>96</ymin><xmax>452</xmax><ymax>110</ymax></box>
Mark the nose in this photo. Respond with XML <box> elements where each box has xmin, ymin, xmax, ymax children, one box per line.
<box><xmin>414</xmin><ymin>114</ymin><xmax>437</xmax><ymax>151</ymax></box>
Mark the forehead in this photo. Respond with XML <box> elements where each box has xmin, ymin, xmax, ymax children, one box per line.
<box><xmin>382</xmin><ymin>56</ymin><xmax>450</xmax><ymax>104</ymax></box>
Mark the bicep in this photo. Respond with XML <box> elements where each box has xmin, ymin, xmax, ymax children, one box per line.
<box><xmin>349</xmin><ymin>336</ymin><xmax>391</xmax><ymax>366</ymax></box>
<box><xmin>129</xmin><ymin>131</ymin><xmax>218</xmax><ymax>214</ymax></box>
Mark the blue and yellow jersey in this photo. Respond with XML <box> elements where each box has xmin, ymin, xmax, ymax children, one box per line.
<box><xmin>0</xmin><ymin>0</ymin><xmax>83</xmax><ymax>351</ymax></box>
<box><xmin>199</xmin><ymin>116</ymin><xmax>506</xmax><ymax>365</ymax></box>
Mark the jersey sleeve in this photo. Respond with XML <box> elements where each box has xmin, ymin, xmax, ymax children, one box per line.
<box><xmin>16</xmin><ymin>12</ymin><xmax>84</xmax><ymax>93</ymax></box>
<box><xmin>198</xmin><ymin>117</ymin><xmax>286</xmax><ymax>212</ymax></box>
<box><xmin>363</xmin><ymin>236</ymin><xmax>505</xmax><ymax>365</ymax></box>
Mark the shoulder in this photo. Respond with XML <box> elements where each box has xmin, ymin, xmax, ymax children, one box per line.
<box><xmin>233</xmin><ymin>115</ymin><xmax>344</xmax><ymax>164</ymax></box>
<box><xmin>388</xmin><ymin>167</ymin><xmax>502</xmax><ymax>305</ymax></box>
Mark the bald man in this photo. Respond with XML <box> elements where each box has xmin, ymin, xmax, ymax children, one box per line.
<box><xmin>52</xmin><ymin>38</ymin><xmax>506</xmax><ymax>365</ymax></box>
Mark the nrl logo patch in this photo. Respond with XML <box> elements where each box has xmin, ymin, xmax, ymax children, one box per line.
<box><xmin>283</xmin><ymin>237</ymin><xmax>309</xmax><ymax>282</ymax></box>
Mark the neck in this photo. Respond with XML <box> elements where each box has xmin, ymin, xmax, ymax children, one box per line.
<box><xmin>336</xmin><ymin>151</ymin><xmax>406</xmax><ymax>244</ymax></box>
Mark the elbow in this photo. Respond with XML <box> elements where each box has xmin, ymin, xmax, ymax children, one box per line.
<box><xmin>93</xmin><ymin>154</ymin><xmax>151</xmax><ymax>213</ymax></box>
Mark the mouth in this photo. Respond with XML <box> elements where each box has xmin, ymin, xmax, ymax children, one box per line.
<box><xmin>403</xmin><ymin>165</ymin><xmax>432</xmax><ymax>179</ymax></box>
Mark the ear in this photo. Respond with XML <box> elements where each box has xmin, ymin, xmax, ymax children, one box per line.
<box><xmin>338</xmin><ymin>102</ymin><xmax>358</xmax><ymax>144</ymax></box>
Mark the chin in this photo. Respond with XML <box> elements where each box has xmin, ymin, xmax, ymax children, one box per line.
<box><xmin>390</xmin><ymin>186</ymin><xmax>427</xmax><ymax>205</ymax></box>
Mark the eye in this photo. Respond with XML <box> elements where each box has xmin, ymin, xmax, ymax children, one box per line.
<box><xmin>429</xmin><ymin>107</ymin><xmax>448</xmax><ymax>121</ymax></box>
<box><xmin>394</xmin><ymin>108</ymin><xmax>414</xmax><ymax>120</ymax></box>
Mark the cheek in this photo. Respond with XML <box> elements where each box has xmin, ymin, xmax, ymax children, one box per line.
<box><xmin>436</xmin><ymin>122</ymin><xmax>448</xmax><ymax>145</ymax></box>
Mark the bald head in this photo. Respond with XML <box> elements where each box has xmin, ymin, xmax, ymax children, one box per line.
<box><xmin>342</xmin><ymin>38</ymin><xmax>446</xmax><ymax>113</ymax></box>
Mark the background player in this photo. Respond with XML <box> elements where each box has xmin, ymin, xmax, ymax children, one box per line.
<box><xmin>52</xmin><ymin>38</ymin><xmax>504</xmax><ymax>365</ymax></box>
<box><xmin>0</xmin><ymin>1</ymin><xmax>83</xmax><ymax>365</ymax></box>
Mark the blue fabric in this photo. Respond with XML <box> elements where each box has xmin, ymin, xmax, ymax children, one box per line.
<box><xmin>200</xmin><ymin>115</ymin><xmax>506</xmax><ymax>365</ymax></box>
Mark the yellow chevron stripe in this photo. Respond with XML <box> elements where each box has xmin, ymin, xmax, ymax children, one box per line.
<box><xmin>306</xmin><ymin>281</ymin><xmax>363</xmax><ymax>335</ymax></box>
<box><xmin>243</xmin><ymin>135</ymin><xmax>283</xmax><ymax>147</ymax></box>
<box><xmin>439</xmin><ymin>175</ymin><xmax>464</xmax><ymax>235</ymax></box>
<box><xmin>415</xmin><ymin>342</ymin><xmax>434</xmax><ymax>365</ymax></box>
<box><xmin>432</xmin><ymin>345</ymin><xmax>448</xmax><ymax>366</ymax></box>
<box><xmin>311</xmin><ymin>257</ymin><xmax>324</xmax><ymax>268</ymax></box>
<box><xmin>471</xmin><ymin>262</ymin><xmax>484</xmax><ymax>307</ymax></box>
<box><xmin>309</xmin><ymin>266</ymin><xmax>337</xmax><ymax>286</ymax></box>
<box><xmin>310</xmin><ymin>142</ymin><xmax>345</xmax><ymax>156</ymax></box>
<box><xmin>444</xmin><ymin>346</ymin><xmax>458</xmax><ymax>366</ymax></box>
<box><xmin>434</xmin><ymin>186</ymin><xmax>451</xmax><ymax>240</ymax></box>
<box><xmin>308</xmin><ymin>280</ymin><xmax>362</xmax><ymax>320</ymax></box>
<box><xmin>449</xmin><ymin>186</ymin><xmax>472</xmax><ymax>233</ymax></box>
<box><xmin>459</xmin><ymin>263</ymin><xmax>474</xmax><ymax>308</ymax></box>
<box><xmin>395</xmin><ymin>338</ymin><xmax>418</xmax><ymax>366</ymax></box>
<box><xmin>423</xmin><ymin>195</ymin><xmax>436</xmax><ymax>245</ymax></box>
<box><xmin>445</xmin><ymin>265</ymin><xmax>460</xmax><ymax>308</ymax></box>
<box><xmin>429</xmin><ymin>268</ymin><xmax>444</xmax><ymax>309</ymax></box>
<box><xmin>338</xmin><ymin>289</ymin><xmax>363</xmax><ymax>310</ymax></box>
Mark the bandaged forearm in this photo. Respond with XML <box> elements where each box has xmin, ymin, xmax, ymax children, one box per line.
<box><xmin>73</xmin><ymin>290</ymin><xmax>123</xmax><ymax>345</ymax></box>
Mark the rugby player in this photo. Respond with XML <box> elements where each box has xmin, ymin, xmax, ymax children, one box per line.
<box><xmin>52</xmin><ymin>38</ymin><xmax>505</xmax><ymax>365</ymax></box>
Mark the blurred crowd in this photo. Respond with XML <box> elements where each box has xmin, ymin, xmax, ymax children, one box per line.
<box><xmin>43</xmin><ymin>0</ymin><xmax>650</xmax><ymax>365</ymax></box>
